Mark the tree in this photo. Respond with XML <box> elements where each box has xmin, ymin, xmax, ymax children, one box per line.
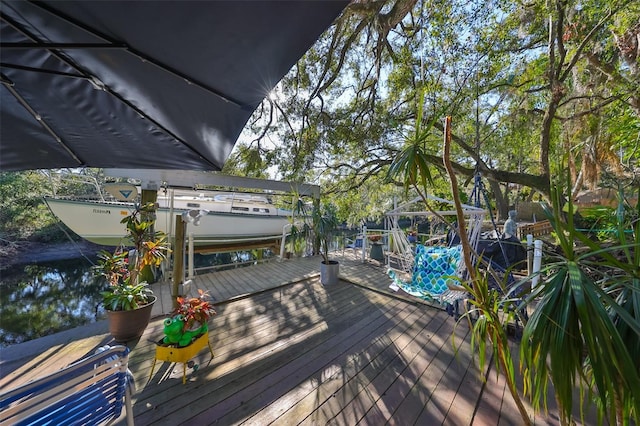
<box><xmin>228</xmin><ymin>0</ymin><xmax>639</xmax><ymax>218</ymax></box>
<box><xmin>0</xmin><ymin>171</ymin><xmax>53</xmax><ymax>241</ymax></box>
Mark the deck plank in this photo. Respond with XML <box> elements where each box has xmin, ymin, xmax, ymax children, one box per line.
<box><xmin>215</xmin><ymin>265</ymin><xmax>253</xmax><ymax>295</ymax></box>
<box><xmin>361</xmin><ymin>310</ymin><xmax>458</xmax><ymax>425</ymax></box>
<box><xmin>320</xmin><ymin>309</ymin><xmax>448</xmax><ymax>425</ymax></box>
<box><xmin>248</xmin><ymin>301</ymin><xmax>429</xmax><ymax>425</ymax></box>
<box><xmin>194</xmin><ymin>290</ymin><xmax>411</xmax><ymax>424</ymax></box>
<box><xmin>136</xmin><ymin>281</ymin><xmax>381</xmax><ymax>424</ymax></box>
<box><xmin>195</xmin><ymin>272</ymin><xmax>231</xmax><ymax>301</ymax></box>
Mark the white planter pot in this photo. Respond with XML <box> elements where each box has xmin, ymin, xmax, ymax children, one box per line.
<box><xmin>320</xmin><ymin>260</ymin><xmax>339</xmax><ymax>285</ymax></box>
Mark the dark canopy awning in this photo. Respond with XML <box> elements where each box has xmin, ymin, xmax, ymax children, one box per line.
<box><xmin>0</xmin><ymin>1</ymin><xmax>348</xmax><ymax>171</ymax></box>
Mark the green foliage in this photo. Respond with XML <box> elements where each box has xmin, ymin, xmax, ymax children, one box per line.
<box><xmin>330</xmin><ymin>180</ymin><xmax>396</xmax><ymax>227</ymax></box>
<box><xmin>521</xmin><ymin>182</ymin><xmax>640</xmax><ymax>424</ymax></box>
<box><xmin>95</xmin><ymin>203</ymin><xmax>169</xmax><ymax>311</ymax></box>
<box><xmin>386</xmin><ymin>90</ymin><xmax>438</xmax><ymax>197</ymax></box>
<box><xmin>312</xmin><ymin>201</ymin><xmax>339</xmax><ymax>263</ymax></box>
<box><xmin>452</xmin><ymin>260</ymin><xmax>531</xmax><ymax>422</ymax></box>
<box><xmin>287</xmin><ymin>195</ymin><xmax>312</xmax><ymax>256</ymax></box>
<box><xmin>578</xmin><ymin>200</ymin><xmax>638</xmax><ymax>241</ymax></box>
<box><xmin>0</xmin><ymin>171</ymin><xmax>55</xmax><ymax>240</ymax></box>
<box><xmin>604</xmin><ymin>105</ymin><xmax>640</xmax><ymax>168</ymax></box>
<box><xmin>227</xmin><ymin>0</ymin><xmax>638</xmax><ymax>219</ymax></box>
<box><xmin>0</xmin><ymin>169</ymin><xmax>114</xmax><ymax>242</ymax></box>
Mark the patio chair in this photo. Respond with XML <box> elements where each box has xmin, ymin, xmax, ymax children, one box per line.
<box><xmin>344</xmin><ymin>235</ymin><xmax>364</xmax><ymax>256</ymax></box>
<box><xmin>0</xmin><ymin>345</ymin><xmax>135</xmax><ymax>426</ymax></box>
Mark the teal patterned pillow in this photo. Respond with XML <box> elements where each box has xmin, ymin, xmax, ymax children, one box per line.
<box><xmin>410</xmin><ymin>245</ymin><xmax>462</xmax><ymax>295</ymax></box>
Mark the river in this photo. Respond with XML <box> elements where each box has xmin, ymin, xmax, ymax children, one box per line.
<box><xmin>1</xmin><ymin>259</ymin><xmax>105</xmax><ymax>347</ymax></box>
<box><xmin>0</xmin><ymin>241</ymin><xmax>273</xmax><ymax>347</ymax></box>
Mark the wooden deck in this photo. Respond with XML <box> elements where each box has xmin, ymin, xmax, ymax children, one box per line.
<box><xmin>0</xmin><ymin>252</ymin><xmax>586</xmax><ymax>425</ymax></box>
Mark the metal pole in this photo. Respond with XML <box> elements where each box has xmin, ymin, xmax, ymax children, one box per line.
<box><xmin>361</xmin><ymin>225</ymin><xmax>367</xmax><ymax>262</ymax></box>
<box><xmin>531</xmin><ymin>239</ymin><xmax>543</xmax><ymax>289</ymax></box>
<box><xmin>187</xmin><ymin>232</ymin><xmax>194</xmax><ymax>279</ymax></box>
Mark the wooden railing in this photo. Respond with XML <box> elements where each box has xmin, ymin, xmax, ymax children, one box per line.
<box><xmin>497</xmin><ymin>220</ymin><xmax>553</xmax><ymax>240</ymax></box>
<box><xmin>518</xmin><ymin>220</ymin><xmax>553</xmax><ymax>239</ymax></box>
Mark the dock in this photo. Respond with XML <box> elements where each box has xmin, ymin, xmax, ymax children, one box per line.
<box><xmin>1</xmin><ymin>252</ymin><xmax>586</xmax><ymax>425</ymax></box>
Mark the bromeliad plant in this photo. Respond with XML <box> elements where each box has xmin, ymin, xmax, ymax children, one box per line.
<box><xmin>96</xmin><ymin>203</ymin><xmax>169</xmax><ymax>311</ymax></box>
<box><xmin>162</xmin><ymin>289</ymin><xmax>216</xmax><ymax>347</ymax></box>
<box><xmin>173</xmin><ymin>289</ymin><xmax>217</xmax><ymax>330</ymax></box>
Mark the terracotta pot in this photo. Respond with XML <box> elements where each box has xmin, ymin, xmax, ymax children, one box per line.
<box><xmin>106</xmin><ymin>296</ymin><xmax>156</xmax><ymax>343</ymax></box>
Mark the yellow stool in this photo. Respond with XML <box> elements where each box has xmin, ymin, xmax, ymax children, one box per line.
<box><xmin>148</xmin><ymin>333</ymin><xmax>214</xmax><ymax>384</ymax></box>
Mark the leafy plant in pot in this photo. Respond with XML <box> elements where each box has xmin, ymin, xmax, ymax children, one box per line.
<box><xmin>285</xmin><ymin>194</ymin><xmax>311</xmax><ymax>258</ymax></box>
<box><xmin>312</xmin><ymin>201</ymin><xmax>340</xmax><ymax>285</ymax></box>
<box><xmin>95</xmin><ymin>203</ymin><xmax>169</xmax><ymax>343</ymax></box>
<box><xmin>162</xmin><ymin>289</ymin><xmax>217</xmax><ymax>347</ymax></box>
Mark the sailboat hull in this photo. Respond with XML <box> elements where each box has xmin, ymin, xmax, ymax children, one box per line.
<box><xmin>45</xmin><ymin>197</ymin><xmax>290</xmax><ymax>247</ymax></box>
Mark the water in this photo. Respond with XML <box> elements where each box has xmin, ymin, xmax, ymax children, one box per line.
<box><xmin>0</xmin><ymin>257</ymin><xmax>106</xmax><ymax>347</ymax></box>
<box><xmin>0</xmin><ymin>250</ymin><xmax>277</xmax><ymax>347</ymax></box>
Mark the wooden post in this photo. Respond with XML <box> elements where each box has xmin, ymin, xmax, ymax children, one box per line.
<box><xmin>140</xmin><ymin>188</ymin><xmax>158</xmax><ymax>227</ymax></box>
<box><xmin>312</xmin><ymin>197</ymin><xmax>321</xmax><ymax>256</ymax></box>
<box><xmin>361</xmin><ymin>225</ymin><xmax>367</xmax><ymax>262</ymax></box>
<box><xmin>141</xmin><ymin>189</ymin><xmax>157</xmax><ymax>206</ymax></box>
<box><xmin>140</xmin><ymin>188</ymin><xmax>158</xmax><ymax>284</ymax></box>
<box><xmin>172</xmin><ymin>215</ymin><xmax>186</xmax><ymax>310</ymax></box>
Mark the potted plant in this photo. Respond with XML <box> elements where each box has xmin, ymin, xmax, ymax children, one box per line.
<box><xmin>95</xmin><ymin>203</ymin><xmax>169</xmax><ymax>343</ymax></box>
<box><xmin>162</xmin><ymin>290</ymin><xmax>216</xmax><ymax>347</ymax></box>
<box><xmin>368</xmin><ymin>234</ymin><xmax>385</xmax><ymax>261</ymax></box>
<box><xmin>368</xmin><ymin>234</ymin><xmax>382</xmax><ymax>243</ymax></box>
<box><xmin>284</xmin><ymin>195</ymin><xmax>311</xmax><ymax>259</ymax></box>
<box><xmin>149</xmin><ymin>290</ymin><xmax>217</xmax><ymax>384</ymax></box>
<box><xmin>312</xmin><ymin>200</ymin><xmax>340</xmax><ymax>285</ymax></box>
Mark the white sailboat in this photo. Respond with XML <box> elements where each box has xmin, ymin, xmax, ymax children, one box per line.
<box><xmin>45</xmin><ymin>189</ymin><xmax>292</xmax><ymax>247</ymax></box>
<box><xmin>44</xmin><ymin>169</ymin><xmax>320</xmax><ymax>249</ymax></box>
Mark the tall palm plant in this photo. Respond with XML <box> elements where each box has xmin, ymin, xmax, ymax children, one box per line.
<box><xmin>388</xmin><ymin>114</ymin><xmax>533</xmax><ymax>423</ymax></box>
<box><xmin>520</xmin><ymin>184</ymin><xmax>640</xmax><ymax>425</ymax></box>
<box><xmin>288</xmin><ymin>194</ymin><xmax>312</xmax><ymax>256</ymax></box>
<box><xmin>312</xmin><ymin>200</ymin><xmax>339</xmax><ymax>264</ymax></box>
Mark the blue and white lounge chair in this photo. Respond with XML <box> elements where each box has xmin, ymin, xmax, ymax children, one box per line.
<box><xmin>0</xmin><ymin>345</ymin><xmax>135</xmax><ymax>426</ymax></box>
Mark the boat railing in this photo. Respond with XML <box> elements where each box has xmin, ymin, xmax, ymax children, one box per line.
<box><xmin>43</xmin><ymin>170</ymin><xmax>118</xmax><ymax>203</ymax></box>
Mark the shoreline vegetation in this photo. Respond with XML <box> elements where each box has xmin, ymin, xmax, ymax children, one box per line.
<box><xmin>0</xmin><ymin>240</ymin><xmax>112</xmax><ymax>270</ymax></box>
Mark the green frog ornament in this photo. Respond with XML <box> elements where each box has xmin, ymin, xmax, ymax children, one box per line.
<box><xmin>162</xmin><ymin>314</ymin><xmax>208</xmax><ymax>347</ymax></box>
